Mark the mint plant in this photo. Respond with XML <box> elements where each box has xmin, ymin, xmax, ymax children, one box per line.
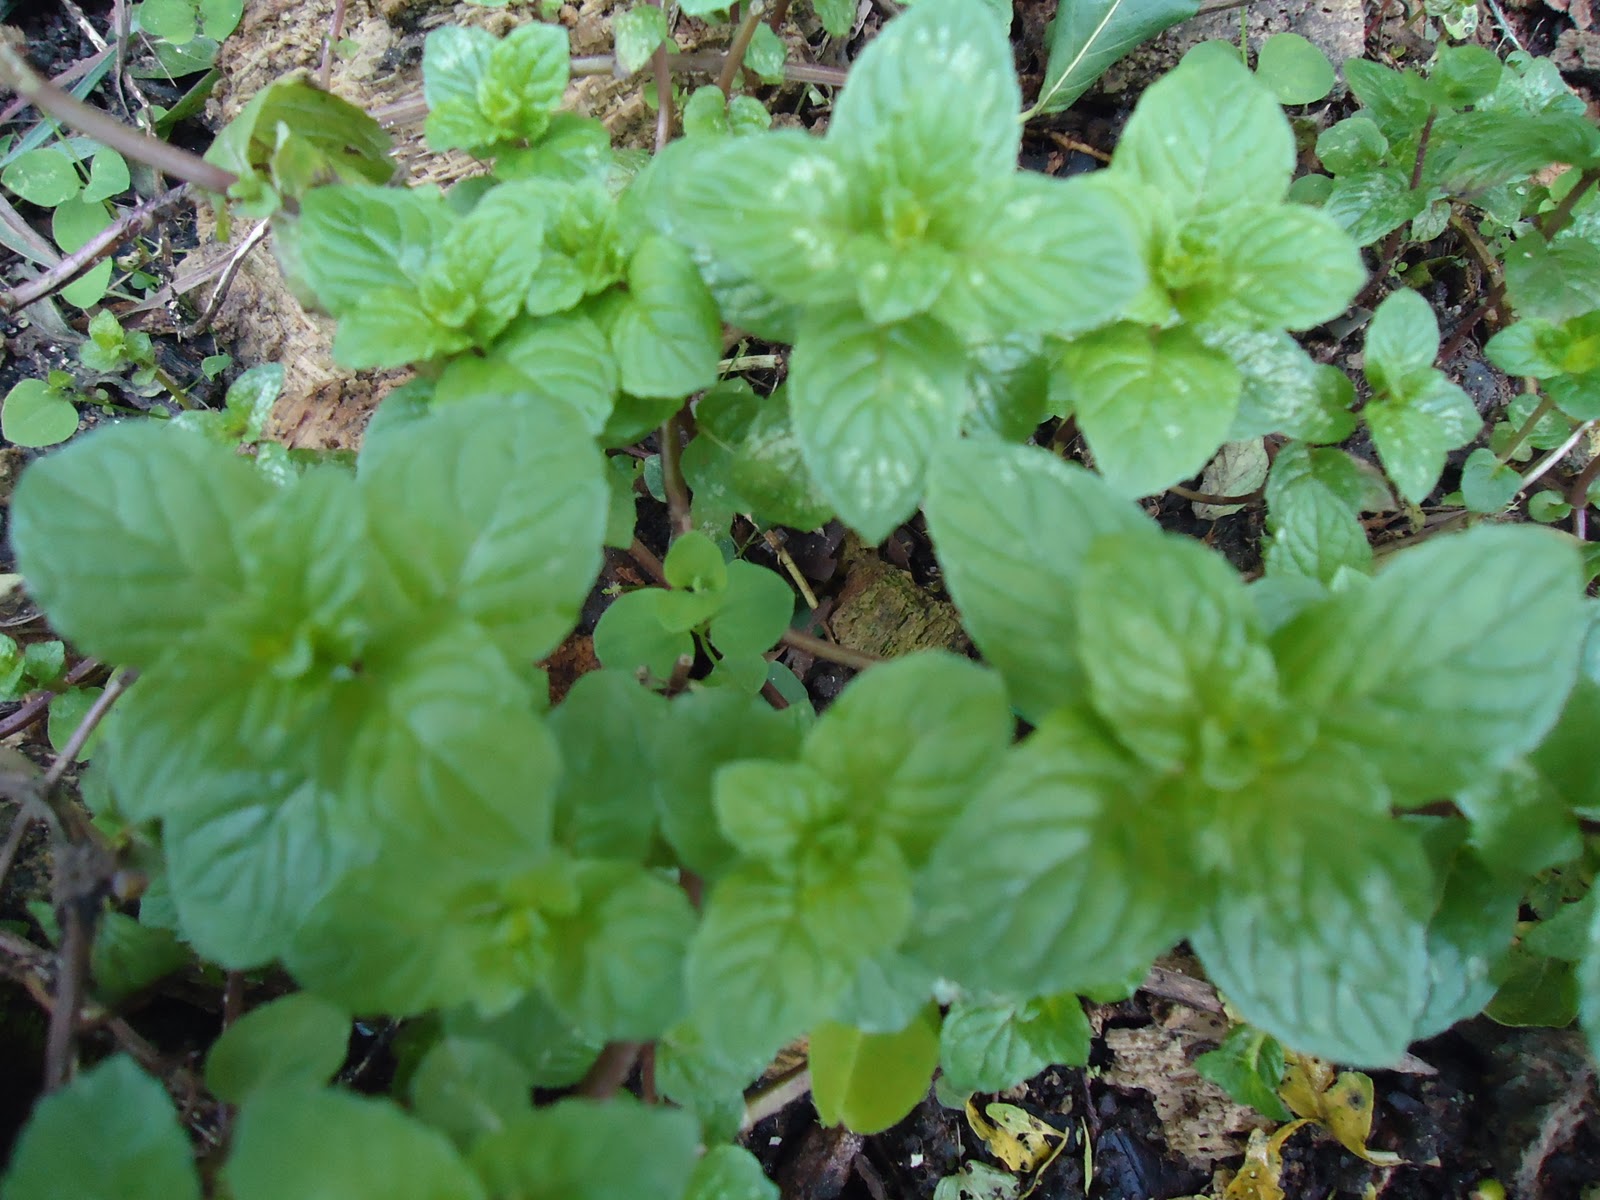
<box><xmin>6</xmin><ymin>0</ymin><xmax>1600</xmax><ymax>1194</ymax></box>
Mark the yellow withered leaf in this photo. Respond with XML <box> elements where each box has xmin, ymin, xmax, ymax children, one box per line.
<box><xmin>963</xmin><ymin>1100</ymin><xmax>1065</xmax><ymax>1173</ymax></box>
<box><xmin>1280</xmin><ymin>1055</ymin><xmax>1403</xmax><ymax>1167</ymax></box>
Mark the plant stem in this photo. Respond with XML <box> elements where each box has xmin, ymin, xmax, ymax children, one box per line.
<box><xmin>0</xmin><ymin>186</ymin><xmax>196</xmax><ymax>315</ymax></box>
<box><xmin>779</xmin><ymin>628</ymin><xmax>883</xmax><ymax>670</ymax></box>
<box><xmin>718</xmin><ymin>1</ymin><xmax>768</xmax><ymax>96</ymax></box>
<box><xmin>0</xmin><ymin>37</ymin><xmax>235</xmax><ymax>192</ymax></box>
<box><xmin>1496</xmin><ymin>391</ymin><xmax>1558</xmax><ymax>466</ymax></box>
<box><xmin>741</xmin><ymin>1064</ymin><xmax>811</xmax><ymax>1131</ymax></box>
<box><xmin>41</xmin><ymin>669</ymin><xmax>136</xmax><ymax>793</ymax></box>
<box><xmin>0</xmin><ymin>658</ymin><xmax>105</xmax><ymax>742</ymax></box>
<box><xmin>1167</xmin><ymin>482</ymin><xmax>1262</xmax><ymax>508</ymax></box>
<box><xmin>627</xmin><ymin>537</ymin><xmax>668</xmax><ymax>586</ymax></box>
<box><xmin>659</xmin><ymin>412</ymin><xmax>693</xmax><ymax>538</ymax></box>
<box><xmin>577</xmin><ymin>1041</ymin><xmax>642</xmax><ymax>1099</ymax></box>
<box><xmin>1537</xmin><ymin>166</ymin><xmax>1600</xmax><ymax>242</ymax></box>
<box><xmin>766</xmin><ymin>0</ymin><xmax>793</xmax><ymax>27</ymax></box>
<box><xmin>1567</xmin><ymin>445</ymin><xmax>1600</xmax><ymax>514</ymax></box>
<box><xmin>1519</xmin><ymin>419</ymin><xmax>1596</xmax><ymax>490</ymax></box>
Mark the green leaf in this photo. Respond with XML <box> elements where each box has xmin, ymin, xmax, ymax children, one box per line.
<box><xmin>710</xmin><ymin>561</ymin><xmax>794</xmax><ymax>658</ymax></box>
<box><xmin>1255</xmin><ymin>33</ymin><xmax>1335</xmax><ymax>105</ymax></box>
<box><xmin>828</xmin><ymin>0</ymin><xmax>1019</xmax><ymax>214</ymax></box>
<box><xmin>666</xmin><ymin>530</ymin><xmax>728</xmax><ymax>592</ymax></box>
<box><xmin>1203</xmin><ymin>203</ymin><xmax>1364</xmax><ymax>330</ymax></box>
<box><xmin>593</xmin><ymin>589</ymin><xmax>694</xmax><ymax>679</ymax></box>
<box><xmin>924</xmin><ymin>439</ymin><xmax>1149</xmax><ymax>720</ymax></box>
<box><xmin>227</xmin><ymin>1087</ymin><xmax>485</xmax><ymax>1200</ymax></box>
<box><xmin>1322</xmin><ymin>168</ymin><xmax>1426</xmax><ymax>247</ymax></box>
<box><xmin>1365</xmin><ymin>374</ymin><xmax>1481</xmax><ymax>504</ymax></box>
<box><xmin>1115</xmin><ymin>51</ymin><xmax>1293</xmax><ymax>215</ymax></box>
<box><xmin>139</xmin><ymin>0</ymin><xmax>197</xmax><ymax>42</ymax></box>
<box><xmin>541</xmin><ymin>861</ymin><xmax>696</xmax><ymax>1041</ymax></box>
<box><xmin>656</xmin><ymin>1019</ymin><xmax>767</xmax><ymax>1142</ymax></box>
<box><xmin>409</xmin><ymin>1036</ymin><xmax>533</xmax><ymax>1147</ymax></box>
<box><xmin>1343</xmin><ymin>58</ymin><xmax>1430</xmax><ymax>144</ymax></box>
<box><xmin>745</xmin><ymin>24</ymin><xmax>787</xmax><ymax>82</ymax></box>
<box><xmin>1034</xmin><ymin>0</ymin><xmax>1200</xmax><ymax>115</ymax></box>
<box><xmin>938</xmin><ymin>992</ymin><xmax>1091</xmax><ymax>1096</ymax></box>
<box><xmin>1430</xmin><ymin>108</ymin><xmax>1600</xmax><ymax>194</ymax></box>
<box><xmin>469</xmin><ymin>1098</ymin><xmax>699</xmax><ymax>1200</ymax></box>
<box><xmin>11</xmin><ymin>424</ymin><xmax>272</xmax><ymax>664</ymax></box>
<box><xmin>811</xmin><ymin>1004</ymin><xmax>941</xmax><ymax>1133</ymax></box>
<box><xmin>613</xmin><ymin>4</ymin><xmax>668</xmax><ymax>75</ymax></box>
<box><xmin>606</xmin><ymin>236</ymin><xmax>722</xmax><ymax>399</ymax></box>
<box><xmin>1412</xmin><ymin>839</ymin><xmax>1519</xmax><ymax>1040</ymax></box>
<box><xmin>1272</xmin><ymin>525</ymin><xmax>1585</xmax><ymax>804</ymax></box>
<box><xmin>803</xmin><ymin>652</ymin><xmax>1012</xmax><ymax>864</ymax></box>
<box><xmin>934</xmin><ymin>172</ymin><xmax>1148</xmax><ymax>340</ymax></box>
<box><xmin>89</xmin><ymin>908</ymin><xmax>186</xmax><ymax>1002</ymax></box>
<box><xmin>1316</xmin><ymin>117</ymin><xmax>1388</xmax><ymax>175</ymax></box>
<box><xmin>3</xmin><ymin>146</ymin><xmax>83</xmax><ymax>206</ymax></box>
<box><xmin>1077</xmin><ymin>532</ymin><xmax>1281</xmax><ymax>782</ymax></box>
<box><xmin>294</xmin><ymin>183</ymin><xmax>451</xmax><ymax>314</ymax></box>
<box><xmin>1365</xmin><ymin>289</ymin><xmax>1441</xmax><ymax>393</ymax></box>
<box><xmin>687</xmin><ymin>1146</ymin><xmax>779</xmax><ymax>1200</ymax></box>
<box><xmin>683</xmin><ymin>383</ymin><xmax>835</xmax><ymax>531</ymax></box>
<box><xmin>359</xmin><ymin>396</ymin><xmax>607</xmax><ymax>662</ymax></box>
<box><xmin>1213</xmin><ymin>328</ymin><xmax>1356</xmax><ymax>443</ymax></box>
<box><xmin>2</xmin><ymin>378</ymin><xmax>78</xmax><ymax>448</ymax></box>
<box><xmin>52</xmin><ymin>195</ymin><xmax>113</xmax><ymax>306</ymax></box>
<box><xmin>1192</xmin><ymin>806</ymin><xmax>1433</xmax><ymax>1065</ymax></box>
<box><xmin>1263</xmin><ymin>442</ymin><xmax>1375</xmax><ymax>583</ymax></box>
<box><xmin>913</xmin><ymin>710</ymin><xmax>1192</xmax><ymax>1000</ymax></box>
<box><xmin>487</xmin><ymin>312</ymin><xmax>618</xmax><ymax>435</ymax></box>
<box><xmin>424</xmin><ymin>23</ymin><xmax>569</xmax><ymax>152</ymax></box>
<box><xmin>1193</xmin><ymin>1026</ymin><xmax>1291</xmax><ymax>1120</ymax></box>
<box><xmin>1460</xmin><ymin>446</ymin><xmax>1522</xmax><ymax>513</ymax></box>
<box><xmin>444</xmin><ymin>988</ymin><xmax>603</xmax><ymax>1090</ymax></box>
<box><xmin>655</xmin><ymin>687</ymin><xmax>810</xmax><ymax>878</ymax></box>
<box><xmin>84</xmin><ymin>148</ymin><xmax>131</xmax><ymax>204</ymax></box>
<box><xmin>790</xmin><ymin>309</ymin><xmax>970</xmax><ymax>542</ymax></box>
<box><xmin>1490</xmin><ymin>946</ymin><xmax>1578</xmax><ymax>1027</ymax></box>
<box><xmin>2</xmin><ymin>1056</ymin><xmax>200</xmax><ymax>1200</ymax></box>
<box><xmin>1057</xmin><ymin>321</ymin><xmax>1243</xmax><ymax>498</ymax></box>
<box><xmin>650</xmin><ymin>132</ymin><xmax>855</xmax><ymax>308</ymax></box>
<box><xmin>1505</xmin><ymin>233</ymin><xmax>1600</xmax><ymax>325</ymax></box>
<box><xmin>205</xmin><ymin>993</ymin><xmax>351</xmax><ymax>1103</ymax></box>
<box><xmin>549</xmin><ymin>670</ymin><xmax>667</xmax><ymax>859</ymax></box>
<box><xmin>811</xmin><ymin>0</ymin><xmax>856</xmax><ymax>36</ymax></box>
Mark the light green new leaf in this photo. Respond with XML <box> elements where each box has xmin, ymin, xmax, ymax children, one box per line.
<box><xmin>913</xmin><ymin>710</ymin><xmax>1193</xmax><ymax>1000</ymax></box>
<box><xmin>924</xmin><ymin>439</ymin><xmax>1150</xmax><ymax>720</ymax></box>
<box><xmin>489</xmin><ymin>311</ymin><xmax>619</xmax><ymax>435</ymax></box>
<box><xmin>1034</xmin><ymin>0</ymin><xmax>1200</xmax><ymax>116</ymax></box>
<box><xmin>1191</xmin><ymin>805</ymin><xmax>1434</xmax><ymax>1066</ymax></box>
<box><xmin>607</xmin><ymin>236</ymin><xmax>723</xmax><ymax>399</ymax></box>
<box><xmin>470</xmin><ymin>1098</ymin><xmax>699</xmax><ymax>1200</ymax></box>
<box><xmin>711</xmin><ymin>561</ymin><xmax>794</xmax><ymax>658</ymax></box>
<box><xmin>359</xmin><ymin>396</ymin><xmax>606</xmax><ymax>663</ymax></box>
<box><xmin>593</xmin><ymin>588</ymin><xmax>694</xmax><ymax>679</ymax></box>
<box><xmin>1272</xmin><ymin>524</ymin><xmax>1585</xmax><ymax>804</ymax></box>
<box><xmin>939</xmin><ymin>992</ymin><xmax>1090</xmax><ymax>1096</ymax></box>
<box><xmin>227</xmin><ymin>1087</ymin><xmax>485</xmax><ymax>1200</ymax></box>
<box><xmin>1057</xmin><ymin>321</ymin><xmax>1244</xmax><ymax>498</ymax></box>
<box><xmin>11</xmin><ymin>423</ymin><xmax>272</xmax><ymax>665</ymax></box>
<box><xmin>1316</xmin><ymin>117</ymin><xmax>1388</xmax><ymax>175</ymax></box>
<box><xmin>3</xmin><ymin>1056</ymin><xmax>200</xmax><ymax>1200</ymax></box>
<box><xmin>790</xmin><ymin>308</ymin><xmax>971</xmax><ymax>542</ymax></box>
<box><xmin>1365</xmin><ymin>289</ymin><xmax>1441</xmax><ymax>395</ymax></box>
<box><xmin>1077</xmin><ymin>533</ymin><xmax>1280</xmax><ymax>780</ymax></box>
<box><xmin>1115</xmin><ymin>51</ymin><xmax>1294</xmax><ymax>215</ymax></box>
<box><xmin>811</xmin><ymin>1004</ymin><xmax>942</xmax><ymax>1133</ymax></box>
<box><xmin>206</xmin><ymin>993</ymin><xmax>350</xmax><ymax>1103</ymax></box>
<box><xmin>828</xmin><ymin>0</ymin><xmax>1020</xmax><ymax>211</ymax></box>
<box><xmin>2</xmin><ymin>146</ymin><xmax>82</xmax><ymax>206</ymax></box>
